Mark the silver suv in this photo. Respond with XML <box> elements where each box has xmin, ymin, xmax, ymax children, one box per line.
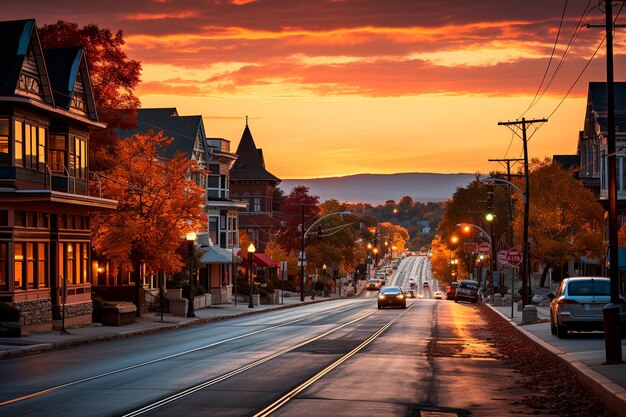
<box><xmin>549</xmin><ymin>277</ymin><xmax>626</xmax><ymax>339</ymax></box>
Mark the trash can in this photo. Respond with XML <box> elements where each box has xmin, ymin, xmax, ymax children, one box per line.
<box><xmin>522</xmin><ymin>305</ymin><xmax>537</xmax><ymax>324</ymax></box>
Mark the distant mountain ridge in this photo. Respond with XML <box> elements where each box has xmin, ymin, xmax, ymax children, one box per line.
<box><xmin>279</xmin><ymin>173</ymin><xmax>476</xmax><ymax>205</ymax></box>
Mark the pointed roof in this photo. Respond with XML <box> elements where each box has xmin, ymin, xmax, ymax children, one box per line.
<box><xmin>115</xmin><ymin>108</ymin><xmax>206</xmax><ymax>160</ymax></box>
<box><xmin>43</xmin><ymin>47</ymin><xmax>98</xmax><ymax>120</ymax></box>
<box><xmin>230</xmin><ymin>121</ymin><xmax>280</xmax><ymax>183</ymax></box>
<box><xmin>587</xmin><ymin>82</ymin><xmax>626</xmax><ymax>132</ymax></box>
<box><xmin>0</xmin><ymin>19</ymin><xmax>54</xmax><ymax>104</ymax></box>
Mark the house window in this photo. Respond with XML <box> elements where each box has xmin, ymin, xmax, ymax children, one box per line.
<box><xmin>15</xmin><ymin>211</ymin><xmax>25</xmax><ymax>227</ymax></box>
<box><xmin>37</xmin><ymin>243</ymin><xmax>48</xmax><ymax>288</ymax></box>
<box><xmin>69</xmin><ymin>136</ymin><xmax>86</xmax><ymax>178</ymax></box>
<box><xmin>0</xmin><ymin>118</ymin><xmax>8</xmax><ymax>165</ymax></box>
<box><xmin>26</xmin><ymin>243</ymin><xmax>35</xmax><ymax>289</ymax></box>
<box><xmin>0</xmin><ymin>243</ymin><xmax>7</xmax><ymax>290</ymax></box>
<box><xmin>67</xmin><ymin>243</ymin><xmax>75</xmax><ymax>284</ymax></box>
<box><xmin>14</xmin><ymin>243</ymin><xmax>24</xmax><ymax>289</ymax></box>
<box><xmin>82</xmin><ymin>244</ymin><xmax>88</xmax><ymax>283</ymax></box>
<box><xmin>209</xmin><ymin>217</ymin><xmax>218</xmax><ymax>245</ymax></box>
<box><xmin>253</xmin><ymin>194</ymin><xmax>261</xmax><ymax>212</ymax></box>
<box><xmin>49</xmin><ymin>134</ymin><xmax>66</xmax><ymax>172</ymax></box>
<box><xmin>14</xmin><ymin>120</ymin><xmax>23</xmax><ymax>167</ymax></box>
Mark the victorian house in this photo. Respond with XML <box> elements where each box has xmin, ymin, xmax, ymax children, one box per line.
<box><xmin>116</xmin><ymin>108</ymin><xmax>244</xmax><ymax>304</ymax></box>
<box><xmin>230</xmin><ymin>120</ymin><xmax>281</xmax><ymax>253</ymax></box>
<box><xmin>0</xmin><ymin>19</ymin><xmax>117</xmax><ymax>332</ymax></box>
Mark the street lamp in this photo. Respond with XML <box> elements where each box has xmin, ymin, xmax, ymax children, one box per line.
<box><xmin>320</xmin><ymin>264</ymin><xmax>326</xmax><ymax>299</ymax></box>
<box><xmin>299</xmin><ymin>209</ymin><xmax>350</xmax><ymax>302</ymax></box>
<box><xmin>247</xmin><ymin>243</ymin><xmax>256</xmax><ymax>308</ymax></box>
<box><xmin>186</xmin><ymin>232</ymin><xmax>197</xmax><ymax>318</ymax></box>
<box><xmin>373</xmin><ymin>247</ymin><xmax>379</xmax><ymax>266</ymax></box>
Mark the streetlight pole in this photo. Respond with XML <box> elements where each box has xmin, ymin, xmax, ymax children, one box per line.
<box><xmin>186</xmin><ymin>232</ymin><xmax>196</xmax><ymax>318</ymax></box>
<box><xmin>299</xmin><ymin>208</ymin><xmax>351</xmax><ymax>302</ymax></box>
<box><xmin>300</xmin><ymin>204</ymin><xmax>305</xmax><ymax>302</ymax></box>
<box><xmin>247</xmin><ymin>243</ymin><xmax>256</xmax><ymax>308</ymax></box>
<box><xmin>484</xmin><ymin>177</ymin><xmax>529</xmax><ymax>304</ymax></box>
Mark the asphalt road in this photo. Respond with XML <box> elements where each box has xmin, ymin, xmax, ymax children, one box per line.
<box><xmin>0</xmin><ymin>257</ymin><xmax>544</xmax><ymax>417</ymax></box>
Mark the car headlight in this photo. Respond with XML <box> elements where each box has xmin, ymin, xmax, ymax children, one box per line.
<box><xmin>397</xmin><ymin>294</ymin><xmax>404</xmax><ymax>299</ymax></box>
<box><xmin>378</xmin><ymin>295</ymin><xmax>386</xmax><ymax>300</ymax></box>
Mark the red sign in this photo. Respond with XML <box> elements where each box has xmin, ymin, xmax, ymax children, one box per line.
<box><xmin>477</xmin><ymin>242</ymin><xmax>491</xmax><ymax>254</ymax></box>
<box><xmin>463</xmin><ymin>243</ymin><xmax>478</xmax><ymax>253</ymax></box>
<box><xmin>506</xmin><ymin>248</ymin><xmax>522</xmax><ymax>267</ymax></box>
<box><xmin>497</xmin><ymin>250</ymin><xmax>510</xmax><ymax>266</ymax></box>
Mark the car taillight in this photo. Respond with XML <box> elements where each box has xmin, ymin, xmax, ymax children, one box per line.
<box><xmin>558</xmin><ymin>298</ymin><xmax>578</xmax><ymax>305</ymax></box>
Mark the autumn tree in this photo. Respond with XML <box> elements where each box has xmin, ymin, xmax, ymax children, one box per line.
<box><xmin>512</xmin><ymin>158</ymin><xmax>605</xmax><ymax>286</ymax></box>
<box><xmin>38</xmin><ymin>21</ymin><xmax>142</xmax><ymax>166</ymax></box>
<box><xmin>430</xmin><ymin>234</ymin><xmax>467</xmax><ymax>287</ymax></box>
<box><xmin>91</xmin><ymin>131</ymin><xmax>207</xmax><ymax>283</ymax></box>
<box><xmin>277</xmin><ymin>186</ymin><xmax>320</xmax><ymax>251</ymax></box>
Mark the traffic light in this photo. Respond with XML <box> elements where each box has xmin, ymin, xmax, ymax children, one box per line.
<box><xmin>485</xmin><ymin>184</ymin><xmax>495</xmax><ymax>222</ymax></box>
<box><xmin>317</xmin><ymin>225</ymin><xmax>323</xmax><ymax>239</ymax></box>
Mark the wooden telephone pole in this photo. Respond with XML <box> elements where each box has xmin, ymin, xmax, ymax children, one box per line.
<box><xmin>497</xmin><ymin>119</ymin><xmax>547</xmax><ymax>306</ymax></box>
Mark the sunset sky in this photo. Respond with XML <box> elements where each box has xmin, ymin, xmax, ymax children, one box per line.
<box><xmin>6</xmin><ymin>1</ymin><xmax>624</xmax><ymax>178</ymax></box>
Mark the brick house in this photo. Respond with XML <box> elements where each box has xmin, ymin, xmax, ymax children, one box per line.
<box><xmin>230</xmin><ymin>120</ymin><xmax>281</xmax><ymax>251</ymax></box>
<box><xmin>0</xmin><ymin>19</ymin><xmax>117</xmax><ymax>331</ymax></box>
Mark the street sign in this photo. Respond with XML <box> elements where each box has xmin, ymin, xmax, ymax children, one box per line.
<box><xmin>506</xmin><ymin>248</ymin><xmax>522</xmax><ymax>267</ymax></box>
<box><xmin>463</xmin><ymin>243</ymin><xmax>478</xmax><ymax>253</ymax></box>
<box><xmin>477</xmin><ymin>242</ymin><xmax>491</xmax><ymax>254</ymax></box>
<box><xmin>497</xmin><ymin>250</ymin><xmax>510</xmax><ymax>266</ymax></box>
<box><xmin>280</xmin><ymin>261</ymin><xmax>288</xmax><ymax>281</ymax></box>
<box><xmin>297</xmin><ymin>261</ymin><xmax>307</xmax><ymax>267</ymax></box>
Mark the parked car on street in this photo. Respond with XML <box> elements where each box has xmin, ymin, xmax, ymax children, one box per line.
<box><xmin>446</xmin><ymin>282</ymin><xmax>460</xmax><ymax>301</ymax></box>
<box><xmin>549</xmin><ymin>277</ymin><xmax>626</xmax><ymax>339</ymax></box>
<box><xmin>455</xmin><ymin>280</ymin><xmax>480</xmax><ymax>303</ymax></box>
<box><xmin>377</xmin><ymin>286</ymin><xmax>406</xmax><ymax>309</ymax></box>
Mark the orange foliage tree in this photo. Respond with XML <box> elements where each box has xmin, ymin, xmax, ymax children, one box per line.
<box><xmin>512</xmin><ymin>159</ymin><xmax>605</xmax><ymax>285</ymax></box>
<box><xmin>91</xmin><ymin>131</ymin><xmax>207</xmax><ymax>276</ymax></box>
<box><xmin>38</xmin><ymin>21</ymin><xmax>142</xmax><ymax>168</ymax></box>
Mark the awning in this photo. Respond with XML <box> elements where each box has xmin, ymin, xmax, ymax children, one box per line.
<box><xmin>253</xmin><ymin>253</ymin><xmax>278</xmax><ymax>267</ymax></box>
<box><xmin>200</xmin><ymin>245</ymin><xmax>242</xmax><ymax>264</ymax></box>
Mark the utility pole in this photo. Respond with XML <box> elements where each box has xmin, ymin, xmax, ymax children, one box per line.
<box><xmin>498</xmin><ymin>118</ymin><xmax>547</xmax><ymax>306</ymax></box>
<box><xmin>588</xmin><ymin>0</ymin><xmax>623</xmax><ymax>364</ymax></box>
<box><xmin>300</xmin><ymin>204</ymin><xmax>305</xmax><ymax>302</ymax></box>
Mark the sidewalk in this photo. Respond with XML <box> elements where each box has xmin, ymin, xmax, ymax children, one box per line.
<box><xmin>0</xmin><ymin>293</ymin><xmax>335</xmax><ymax>359</ymax></box>
<box><xmin>488</xmin><ymin>302</ymin><xmax>626</xmax><ymax>417</ymax></box>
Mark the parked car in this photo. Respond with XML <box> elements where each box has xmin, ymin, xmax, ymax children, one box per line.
<box><xmin>455</xmin><ymin>280</ymin><xmax>480</xmax><ymax>303</ymax></box>
<box><xmin>366</xmin><ymin>279</ymin><xmax>382</xmax><ymax>291</ymax></box>
<box><xmin>549</xmin><ymin>277</ymin><xmax>626</xmax><ymax>339</ymax></box>
<box><xmin>446</xmin><ymin>282</ymin><xmax>460</xmax><ymax>301</ymax></box>
<box><xmin>405</xmin><ymin>289</ymin><xmax>417</xmax><ymax>299</ymax></box>
<box><xmin>377</xmin><ymin>286</ymin><xmax>406</xmax><ymax>309</ymax></box>
<box><xmin>434</xmin><ymin>291</ymin><xmax>444</xmax><ymax>300</ymax></box>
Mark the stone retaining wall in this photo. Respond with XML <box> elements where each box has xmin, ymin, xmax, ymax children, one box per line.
<box><xmin>14</xmin><ymin>298</ymin><xmax>52</xmax><ymax>327</ymax></box>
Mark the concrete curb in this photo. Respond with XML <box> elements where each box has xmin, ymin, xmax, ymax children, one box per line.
<box><xmin>0</xmin><ymin>298</ymin><xmax>336</xmax><ymax>360</ymax></box>
<box><xmin>487</xmin><ymin>304</ymin><xmax>626</xmax><ymax>417</ymax></box>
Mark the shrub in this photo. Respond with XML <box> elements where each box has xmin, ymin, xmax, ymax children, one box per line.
<box><xmin>0</xmin><ymin>301</ymin><xmax>20</xmax><ymax>322</ymax></box>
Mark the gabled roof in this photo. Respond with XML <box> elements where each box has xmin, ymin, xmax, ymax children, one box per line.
<box><xmin>553</xmin><ymin>155</ymin><xmax>579</xmax><ymax>171</ymax></box>
<box><xmin>44</xmin><ymin>47</ymin><xmax>98</xmax><ymax>120</ymax></box>
<box><xmin>587</xmin><ymin>82</ymin><xmax>626</xmax><ymax>132</ymax></box>
<box><xmin>115</xmin><ymin>108</ymin><xmax>205</xmax><ymax>160</ymax></box>
<box><xmin>230</xmin><ymin>122</ymin><xmax>280</xmax><ymax>183</ymax></box>
<box><xmin>0</xmin><ymin>19</ymin><xmax>54</xmax><ymax>104</ymax></box>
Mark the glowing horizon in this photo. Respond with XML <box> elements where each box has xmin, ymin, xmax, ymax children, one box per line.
<box><xmin>6</xmin><ymin>1</ymin><xmax>621</xmax><ymax>178</ymax></box>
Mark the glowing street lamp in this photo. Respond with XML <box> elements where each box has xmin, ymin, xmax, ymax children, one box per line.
<box><xmin>186</xmin><ymin>232</ymin><xmax>197</xmax><ymax>318</ymax></box>
<box><xmin>247</xmin><ymin>243</ymin><xmax>256</xmax><ymax>308</ymax></box>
